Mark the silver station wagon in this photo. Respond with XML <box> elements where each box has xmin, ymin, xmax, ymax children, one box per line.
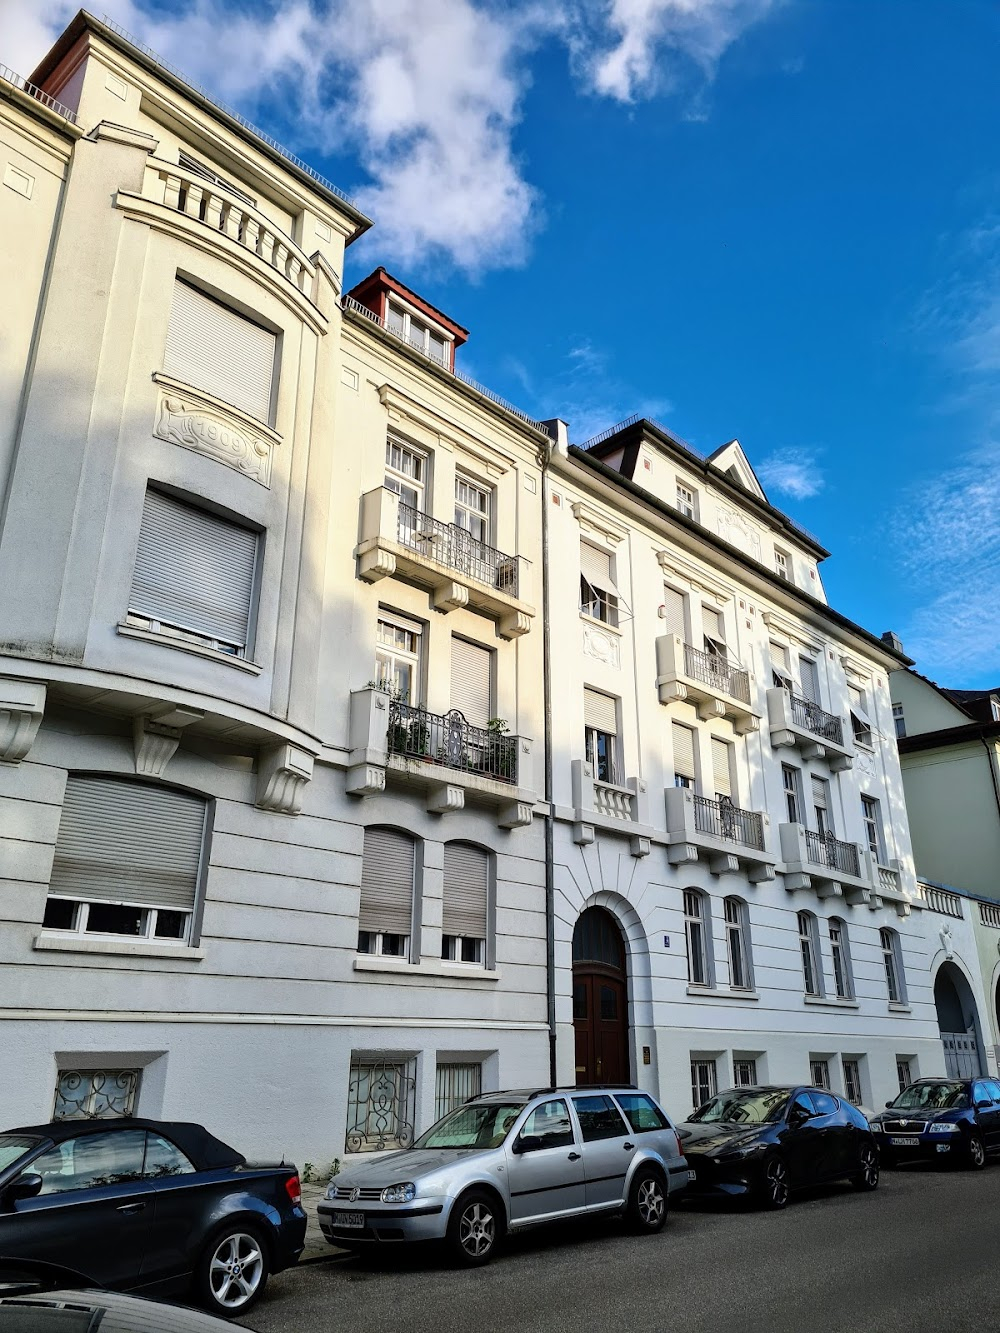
<box><xmin>318</xmin><ymin>1086</ymin><xmax>690</xmax><ymax>1265</ymax></box>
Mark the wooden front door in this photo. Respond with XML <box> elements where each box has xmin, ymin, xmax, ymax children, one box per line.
<box><xmin>574</xmin><ymin>970</ymin><xmax>628</xmax><ymax>1084</ymax></box>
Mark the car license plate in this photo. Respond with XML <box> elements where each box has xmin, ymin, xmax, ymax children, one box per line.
<box><xmin>687</xmin><ymin>1170</ymin><xmax>697</xmax><ymax>1182</ymax></box>
<box><xmin>333</xmin><ymin>1211</ymin><xmax>365</xmax><ymax>1228</ymax></box>
<box><xmin>890</xmin><ymin>1136</ymin><xmax>919</xmax><ymax>1147</ymax></box>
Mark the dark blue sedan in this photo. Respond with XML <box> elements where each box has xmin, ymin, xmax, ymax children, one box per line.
<box><xmin>0</xmin><ymin>1117</ymin><xmax>306</xmax><ymax>1317</ymax></box>
<box><xmin>870</xmin><ymin>1077</ymin><xmax>1000</xmax><ymax>1170</ymax></box>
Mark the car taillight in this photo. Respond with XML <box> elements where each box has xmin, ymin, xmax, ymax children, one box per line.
<box><xmin>285</xmin><ymin>1174</ymin><xmax>301</xmax><ymax>1206</ymax></box>
<box><xmin>673</xmin><ymin>1131</ymin><xmax>683</xmax><ymax>1157</ymax></box>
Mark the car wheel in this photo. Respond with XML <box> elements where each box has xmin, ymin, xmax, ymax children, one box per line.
<box><xmin>966</xmin><ymin>1133</ymin><xmax>987</xmax><ymax>1170</ymax></box>
<box><xmin>760</xmin><ymin>1156</ymin><xmax>790</xmax><ymax>1210</ymax></box>
<box><xmin>197</xmin><ymin>1224</ymin><xmax>270</xmax><ymax>1318</ymax></box>
<box><xmin>447</xmin><ymin>1189</ymin><xmax>503</xmax><ymax>1266</ymax></box>
<box><xmin>627</xmin><ymin>1167</ymin><xmax>668</xmax><ymax>1234</ymax></box>
<box><xmin>851</xmin><ymin>1141</ymin><xmax>880</xmax><ymax>1191</ymax></box>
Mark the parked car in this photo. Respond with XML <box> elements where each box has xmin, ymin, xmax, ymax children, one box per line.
<box><xmin>870</xmin><ymin>1076</ymin><xmax>1000</xmax><ymax>1169</ymax></box>
<box><xmin>0</xmin><ymin>1117</ymin><xmax>306</xmax><ymax>1318</ymax></box>
<box><xmin>678</xmin><ymin>1085</ymin><xmax>879</xmax><ymax>1209</ymax></box>
<box><xmin>318</xmin><ymin>1086</ymin><xmax>691</xmax><ymax>1265</ymax></box>
<box><xmin>0</xmin><ymin>1257</ymin><xmax>237</xmax><ymax>1329</ymax></box>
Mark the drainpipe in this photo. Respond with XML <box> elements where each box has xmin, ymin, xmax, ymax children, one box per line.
<box><xmin>540</xmin><ymin>419</ymin><xmax>568</xmax><ymax>1087</ymax></box>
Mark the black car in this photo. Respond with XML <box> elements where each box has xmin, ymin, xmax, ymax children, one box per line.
<box><xmin>678</xmin><ymin>1085</ymin><xmax>879</xmax><ymax>1209</ymax></box>
<box><xmin>0</xmin><ymin>1117</ymin><xmax>305</xmax><ymax>1318</ymax></box>
<box><xmin>870</xmin><ymin>1076</ymin><xmax>1000</xmax><ymax>1169</ymax></box>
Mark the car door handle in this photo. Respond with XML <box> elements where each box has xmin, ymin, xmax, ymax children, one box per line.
<box><xmin>116</xmin><ymin>1202</ymin><xmax>146</xmax><ymax>1215</ymax></box>
<box><xmin>623</xmin><ymin>1142</ymin><xmax>635</xmax><ymax>1151</ymax></box>
<box><xmin>568</xmin><ymin>1152</ymin><xmax>581</xmax><ymax>1161</ymax></box>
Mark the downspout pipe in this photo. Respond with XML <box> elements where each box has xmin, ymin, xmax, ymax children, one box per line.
<box><xmin>540</xmin><ymin>419</ymin><xmax>568</xmax><ymax>1086</ymax></box>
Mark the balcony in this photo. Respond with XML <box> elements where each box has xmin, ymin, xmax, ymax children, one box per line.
<box><xmin>655</xmin><ymin>636</ymin><xmax>759</xmax><ymax>734</ymax></box>
<box><xmin>355</xmin><ymin>488</ymin><xmax>534</xmax><ymax>639</ymax></box>
<box><xmin>571</xmin><ymin>760</ymin><xmax>652</xmax><ymax>855</ymax></box>
<box><xmin>766</xmin><ymin>688</ymin><xmax>853</xmax><ymax>769</ymax></box>
<box><xmin>664</xmin><ymin>787</ymin><xmax>775</xmax><ymax>880</ymax></box>
<box><xmin>779</xmin><ymin>823</ymin><xmax>871</xmax><ymax>902</ymax></box>
<box><xmin>345</xmin><ymin>687</ymin><xmax>536</xmax><ymax>827</ymax></box>
<box><xmin>915</xmin><ymin>882</ymin><xmax>964</xmax><ymax>919</ymax></box>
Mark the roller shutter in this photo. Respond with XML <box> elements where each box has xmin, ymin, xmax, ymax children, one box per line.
<box><xmin>450</xmin><ymin>637</ymin><xmax>492</xmax><ymax>727</ymax></box>
<box><xmin>584</xmin><ymin>688</ymin><xmax>617</xmax><ymax>734</ymax></box>
<box><xmin>48</xmin><ymin>776</ymin><xmax>206</xmax><ymax>910</ymax></box>
<box><xmin>672</xmin><ymin>722</ymin><xmax>696</xmax><ymax>782</ymax></box>
<box><xmin>799</xmin><ymin>657</ymin><xmax>819</xmax><ymax>702</ymax></box>
<box><xmin>358</xmin><ymin>828</ymin><xmax>415</xmax><ymax>936</ymax></box>
<box><xmin>129</xmin><ymin>489</ymin><xmax>258</xmax><ymax>652</ymax></box>
<box><xmin>711</xmin><ymin>738</ymin><xmax>732</xmax><ymax>797</ymax></box>
<box><xmin>661</xmin><ymin>586</ymin><xmax>686</xmax><ymax>640</ymax></box>
<box><xmin>163</xmin><ymin>280</ymin><xmax>276</xmax><ymax>424</ymax></box>
<box><xmin>442</xmin><ymin>842</ymin><xmax>488</xmax><ymax>939</ymax></box>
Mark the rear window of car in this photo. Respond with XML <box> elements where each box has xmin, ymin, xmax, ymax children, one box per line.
<box><xmin>807</xmin><ymin>1091</ymin><xmax>839</xmax><ymax>1116</ymax></box>
<box><xmin>612</xmin><ymin>1093</ymin><xmax>669</xmax><ymax>1133</ymax></box>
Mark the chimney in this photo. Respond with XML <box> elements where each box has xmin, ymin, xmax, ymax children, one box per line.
<box><xmin>542</xmin><ymin>418</ymin><xmax>570</xmax><ymax>458</ymax></box>
<box><xmin>881</xmin><ymin>630</ymin><xmax>904</xmax><ymax>655</ymax></box>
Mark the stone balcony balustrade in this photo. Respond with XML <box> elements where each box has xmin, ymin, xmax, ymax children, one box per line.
<box><xmin>779</xmin><ymin>824</ymin><xmax>910</xmax><ymax>916</ymax></box>
<box><xmin>655</xmin><ymin>636</ymin><xmax>760</xmax><ymax>734</ymax></box>
<box><xmin>570</xmin><ymin>760</ymin><xmax>652</xmax><ymax>856</ymax></box>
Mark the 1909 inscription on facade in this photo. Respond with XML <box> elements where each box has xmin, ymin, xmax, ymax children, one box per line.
<box><xmin>155</xmin><ymin>388</ymin><xmax>273</xmax><ymax>486</ymax></box>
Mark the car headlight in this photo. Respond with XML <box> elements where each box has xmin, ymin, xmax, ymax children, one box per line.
<box><xmin>929</xmin><ymin>1123</ymin><xmax>960</xmax><ymax>1134</ymax></box>
<box><xmin>325</xmin><ymin>1182</ymin><xmax>339</xmax><ymax>1199</ymax></box>
<box><xmin>723</xmin><ymin>1141</ymin><xmax>767</xmax><ymax>1159</ymax></box>
<box><xmin>381</xmin><ymin>1182</ymin><xmax>417</xmax><ymax>1203</ymax></box>
<box><xmin>870</xmin><ymin>1123</ymin><xmax>882</xmax><ymax>1133</ymax></box>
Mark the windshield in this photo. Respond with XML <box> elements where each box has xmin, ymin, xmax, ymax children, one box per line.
<box><xmin>413</xmin><ymin>1102</ymin><xmax>527</xmax><ymax>1150</ymax></box>
<box><xmin>891</xmin><ymin>1082</ymin><xmax>969</xmax><ymax>1111</ymax></box>
<box><xmin>688</xmin><ymin>1090</ymin><xmax>790</xmax><ymax>1126</ymax></box>
<box><xmin>0</xmin><ymin>1136</ymin><xmax>41</xmax><ymax>1174</ymax></box>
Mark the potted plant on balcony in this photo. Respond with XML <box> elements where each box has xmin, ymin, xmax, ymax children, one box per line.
<box><xmin>486</xmin><ymin>718</ymin><xmax>517</xmax><ymax>783</ymax></box>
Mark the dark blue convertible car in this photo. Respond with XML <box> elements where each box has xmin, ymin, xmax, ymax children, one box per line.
<box><xmin>870</xmin><ymin>1077</ymin><xmax>1000</xmax><ymax>1170</ymax></box>
<box><xmin>0</xmin><ymin>1117</ymin><xmax>305</xmax><ymax>1317</ymax></box>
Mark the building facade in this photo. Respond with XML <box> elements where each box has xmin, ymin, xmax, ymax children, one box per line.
<box><xmin>0</xmin><ymin>11</ymin><xmax>955</xmax><ymax>1163</ymax></box>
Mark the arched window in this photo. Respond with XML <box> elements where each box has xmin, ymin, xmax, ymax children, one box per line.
<box><xmin>797</xmin><ymin>911</ymin><xmax>822</xmax><ymax>997</ymax></box>
<box><xmin>724</xmin><ymin>897</ymin><xmax>752</xmax><ymax>991</ymax></box>
<box><xmin>880</xmin><ymin>927</ymin><xmax>906</xmax><ymax>1004</ymax></box>
<box><xmin>829</xmin><ymin>917</ymin><xmax>854</xmax><ymax>999</ymax></box>
<box><xmin>358</xmin><ymin>826</ymin><xmax>416</xmax><ymax>958</ymax></box>
<box><xmin>442</xmin><ymin>842</ymin><xmax>490</xmax><ymax>967</ymax></box>
<box><xmin>43</xmin><ymin>773</ymin><xmax>208</xmax><ymax>946</ymax></box>
<box><xmin>685</xmin><ymin>890</ymin><xmax>712</xmax><ymax>988</ymax></box>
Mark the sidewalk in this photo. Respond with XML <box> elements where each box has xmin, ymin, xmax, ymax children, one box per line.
<box><xmin>299</xmin><ymin>1180</ymin><xmax>350</xmax><ymax>1264</ymax></box>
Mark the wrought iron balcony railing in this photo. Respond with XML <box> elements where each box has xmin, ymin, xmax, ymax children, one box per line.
<box><xmin>693</xmin><ymin>795</ymin><xmax>765</xmax><ymax>851</ymax></box>
<box><xmin>387</xmin><ymin>701</ymin><xmax>518</xmax><ymax>785</ymax></box>
<box><xmin>805</xmin><ymin>829</ymin><xmax>860</xmax><ymax>878</ymax></box>
<box><xmin>682</xmin><ymin>644</ymin><xmax>751</xmax><ymax>704</ymax></box>
<box><xmin>789</xmin><ymin>693</ymin><xmax>844</xmax><ymax>745</ymax></box>
<box><xmin>397</xmin><ymin>501</ymin><xmax>519</xmax><ymax>597</ymax></box>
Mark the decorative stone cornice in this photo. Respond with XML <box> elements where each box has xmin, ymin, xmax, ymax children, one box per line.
<box><xmin>427</xmin><ymin>783</ymin><xmax>465</xmax><ymax>814</ymax></box>
<box><xmin>152</xmin><ymin>374</ymin><xmax>280</xmax><ymax>486</ymax></box>
<box><xmin>571</xmin><ymin>499</ymin><xmax>628</xmax><ymax>546</ymax></box>
<box><xmin>759</xmin><ymin>608</ymin><xmax>823</xmax><ymax>655</ymax></box>
<box><xmin>256</xmin><ymin>743</ymin><xmax>315</xmax><ymax>815</ymax></box>
<box><xmin>0</xmin><ymin>679</ymin><xmax>46</xmax><ymax>764</ymax></box>
<box><xmin>133</xmin><ymin>704</ymin><xmax>204</xmax><ymax>778</ymax></box>
<box><xmin>655</xmin><ymin>549</ymin><xmax>730</xmax><ymax>605</ymax></box>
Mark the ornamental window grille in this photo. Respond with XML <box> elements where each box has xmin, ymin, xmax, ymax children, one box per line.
<box><xmin>53</xmin><ymin>1069</ymin><xmax>140</xmax><ymax>1120</ymax></box>
<box><xmin>346</xmin><ymin>1057</ymin><xmax>417</xmax><ymax>1153</ymax></box>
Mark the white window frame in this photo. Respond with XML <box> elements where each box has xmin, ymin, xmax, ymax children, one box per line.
<box><xmin>798</xmin><ymin>911</ymin><xmax>823</xmax><ymax>997</ymax></box>
<box><xmin>441</xmin><ymin>934</ymin><xmax>486</xmax><ymax>965</ymax></box>
<box><xmin>357</xmin><ymin>929</ymin><xmax>410</xmax><ymax>959</ymax></box>
<box><xmin>782</xmin><ymin>764</ymin><xmax>803</xmax><ymax>824</ymax></box>
<box><xmin>812</xmin><ymin>775</ymin><xmax>833</xmax><ymax>837</ymax></box>
<box><xmin>733</xmin><ymin>1059</ymin><xmax>758</xmax><ymax>1088</ymax></box>
<box><xmin>385</xmin><ymin>435</ymin><xmax>427</xmax><ymax>511</ymax></box>
<box><xmin>386</xmin><ymin>298</ymin><xmax>450</xmax><ymax>366</ymax></box>
<box><xmin>810</xmin><ymin>1059</ymin><xmax>831</xmax><ymax>1091</ymax></box>
<box><xmin>702</xmin><ymin>605</ymin><xmax>728</xmax><ymax>659</ymax></box>
<box><xmin>42</xmin><ymin>897</ymin><xmax>192</xmax><ymax>945</ymax></box>
<box><xmin>881</xmin><ymin>928</ymin><xmax>906</xmax><ymax>1005</ymax></box>
<box><xmin>580</xmin><ymin>543</ymin><xmax>620</xmax><ymax>627</ymax></box>
<box><xmin>375</xmin><ymin>611</ymin><xmax>423</xmax><ymax>705</ymax></box>
<box><xmin>861</xmin><ymin>795</ymin><xmax>886</xmax><ymax>863</ymax></box>
<box><xmin>892</xmin><ymin>702</ymin><xmax>905</xmax><ymax>739</ymax></box>
<box><xmin>676</xmin><ymin>480</ymin><xmax>697</xmax><ymax>521</ymax></box>
<box><xmin>774</xmin><ymin>547</ymin><xmax>791</xmax><ymax>581</ymax></box>
<box><xmin>829</xmin><ymin>918</ymin><xmax>854</xmax><ymax>1000</ymax></box>
<box><xmin>690</xmin><ymin>1059</ymin><xmax>718</xmax><ymax>1111</ymax></box>
<box><xmin>771</xmin><ymin>641</ymin><xmax>794</xmax><ymax>690</ymax></box>
<box><xmin>843</xmin><ymin>1059</ymin><xmax>863</xmax><ymax>1105</ymax></box>
<box><xmin>685</xmin><ymin>890</ymin><xmax>712</xmax><ymax>988</ymax></box>
<box><xmin>724</xmin><ymin>897</ymin><xmax>752</xmax><ymax>991</ymax></box>
<box><xmin>585</xmin><ymin>726</ymin><xmax>620</xmax><ymax>787</ymax></box>
<box><xmin>454</xmin><ymin>473</ymin><xmax>492</xmax><ymax>545</ymax></box>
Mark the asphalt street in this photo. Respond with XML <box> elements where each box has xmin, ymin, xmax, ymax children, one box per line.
<box><xmin>240</xmin><ymin>1162</ymin><xmax>1000</xmax><ymax>1333</ymax></box>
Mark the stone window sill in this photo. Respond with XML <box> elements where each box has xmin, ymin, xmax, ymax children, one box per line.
<box><xmin>803</xmin><ymin>995</ymin><xmax>860</xmax><ymax>1009</ymax></box>
<box><xmin>118</xmin><ymin>620</ymin><xmax>263</xmax><ymax>674</ymax></box>
<box><xmin>353</xmin><ymin>956</ymin><xmax>500</xmax><ymax>983</ymax></box>
<box><xmin>579</xmin><ymin>611</ymin><xmax>622</xmax><ymax>636</ymax></box>
<box><xmin>686</xmin><ymin>985</ymin><xmax>759</xmax><ymax>1001</ymax></box>
<box><xmin>34</xmin><ymin>933</ymin><xmax>204</xmax><ymax>960</ymax></box>
<box><xmin>888</xmin><ymin>1002</ymin><xmax>912</xmax><ymax>1014</ymax></box>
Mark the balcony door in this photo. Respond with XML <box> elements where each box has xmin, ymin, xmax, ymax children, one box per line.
<box><xmin>573</xmin><ymin>907</ymin><xmax>629</xmax><ymax>1086</ymax></box>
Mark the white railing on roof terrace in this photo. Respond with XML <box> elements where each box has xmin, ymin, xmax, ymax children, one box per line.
<box><xmin>980</xmin><ymin>900</ymin><xmax>1000</xmax><ymax>929</ymax></box>
<box><xmin>917</xmin><ymin>883</ymin><xmax>964</xmax><ymax>918</ymax></box>
<box><xmin>152</xmin><ymin>162</ymin><xmax>315</xmax><ymax>295</ymax></box>
<box><xmin>0</xmin><ymin>64</ymin><xmax>78</xmax><ymax>123</ymax></box>
<box><xmin>341</xmin><ymin>296</ymin><xmax>546</xmax><ymax>431</ymax></box>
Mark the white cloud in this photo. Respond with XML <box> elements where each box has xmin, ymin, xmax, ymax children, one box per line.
<box><xmin>756</xmin><ymin>448</ymin><xmax>824</xmax><ymax>499</ymax></box>
<box><xmin>2</xmin><ymin>0</ymin><xmax>785</xmax><ymax>272</ymax></box>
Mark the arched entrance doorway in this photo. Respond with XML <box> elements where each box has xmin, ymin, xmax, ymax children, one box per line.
<box><xmin>935</xmin><ymin>962</ymin><xmax>984</xmax><ymax>1078</ymax></box>
<box><xmin>573</xmin><ymin>907</ymin><xmax>629</xmax><ymax>1085</ymax></box>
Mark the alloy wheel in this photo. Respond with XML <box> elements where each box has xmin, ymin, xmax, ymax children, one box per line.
<box><xmin>858</xmin><ymin>1144</ymin><xmax>879</xmax><ymax>1189</ymax></box>
<box><xmin>765</xmin><ymin>1158</ymin><xmax>789</xmax><ymax>1208</ymax></box>
<box><xmin>208</xmin><ymin>1232</ymin><xmax>264</xmax><ymax>1310</ymax></box>
<box><xmin>637</xmin><ymin>1176</ymin><xmax>666</xmax><ymax>1227</ymax></box>
<box><xmin>969</xmin><ymin>1135</ymin><xmax>986</xmax><ymax>1169</ymax></box>
<box><xmin>458</xmin><ymin>1201</ymin><xmax>496</xmax><ymax>1258</ymax></box>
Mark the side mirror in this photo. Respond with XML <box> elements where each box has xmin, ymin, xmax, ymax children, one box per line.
<box><xmin>789</xmin><ymin>1106</ymin><xmax>813</xmax><ymax>1126</ymax></box>
<box><xmin>975</xmin><ymin>1100</ymin><xmax>992</xmax><ymax>1111</ymax></box>
<box><xmin>885</xmin><ymin>1102</ymin><xmax>895</xmax><ymax>1109</ymax></box>
<box><xmin>513</xmin><ymin>1135</ymin><xmax>540</xmax><ymax>1155</ymax></box>
<box><xmin>7</xmin><ymin>1173</ymin><xmax>43</xmax><ymax>1204</ymax></box>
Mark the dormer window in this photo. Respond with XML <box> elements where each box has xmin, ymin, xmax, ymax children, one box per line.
<box><xmin>676</xmin><ymin>481</ymin><xmax>697</xmax><ymax>521</ymax></box>
<box><xmin>386</xmin><ymin>300</ymin><xmax>448</xmax><ymax>366</ymax></box>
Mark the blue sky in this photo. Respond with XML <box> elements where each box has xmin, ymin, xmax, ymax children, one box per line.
<box><xmin>6</xmin><ymin>0</ymin><xmax>1000</xmax><ymax>686</ymax></box>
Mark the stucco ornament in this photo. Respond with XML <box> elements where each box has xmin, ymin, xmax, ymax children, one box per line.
<box><xmin>940</xmin><ymin>922</ymin><xmax>954</xmax><ymax>959</ymax></box>
<box><xmin>155</xmin><ymin>389</ymin><xmax>273</xmax><ymax>485</ymax></box>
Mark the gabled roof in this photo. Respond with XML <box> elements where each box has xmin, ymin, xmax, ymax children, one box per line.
<box><xmin>706</xmin><ymin>439</ymin><xmax>768</xmax><ymax>502</ymax></box>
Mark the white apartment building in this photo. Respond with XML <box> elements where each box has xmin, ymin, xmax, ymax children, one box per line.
<box><xmin>0</xmin><ymin>11</ymin><xmax>950</xmax><ymax>1163</ymax></box>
